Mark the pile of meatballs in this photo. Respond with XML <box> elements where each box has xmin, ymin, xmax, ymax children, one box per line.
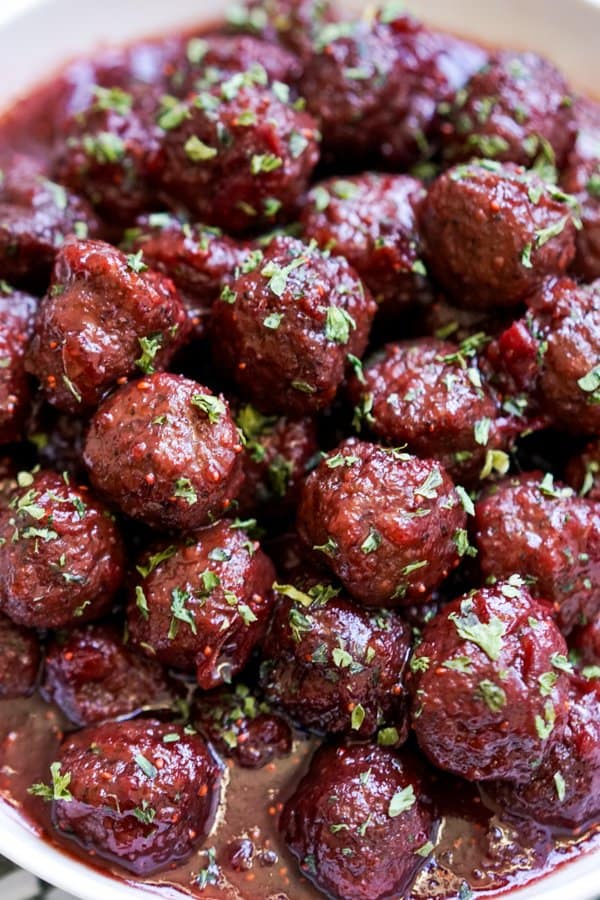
<box><xmin>0</xmin><ymin>0</ymin><xmax>599</xmax><ymax>897</ymax></box>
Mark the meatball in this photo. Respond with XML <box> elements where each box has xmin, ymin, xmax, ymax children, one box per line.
<box><xmin>439</xmin><ymin>51</ymin><xmax>575</xmax><ymax>167</ymax></box>
<box><xmin>42</xmin><ymin>625</ymin><xmax>174</xmax><ymax>726</ymax></box>
<box><xmin>260</xmin><ymin>583</ymin><xmax>412</xmax><ymax>736</ymax></box>
<box><xmin>408</xmin><ymin>580</ymin><xmax>570</xmax><ymax>782</ymax></box>
<box><xmin>193</xmin><ymin>682</ymin><xmax>292</xmax><ymax>768</ymax></box>
<box><xmin>0</xmin><ymin>287</ymin><xmax>37</xmax><ymax>444</ymax></box>
<box><xmin>418</xmin><ymin>295</ymin><xmax>514</xmax><ymax>345</ymax></box>
<box><xmin>84</xmin><ymin>374</ymin><xmax>244</xmax><ymax>530</ymax></box>
<box><xmin>0</xmin><ymin>613</ymin><xmax>40</xmax><ymax>699</ymax></box>
<box><xmin>128</xmin><ymin>520</ymin><xmax>275</xmax><ymax>689</ymax></box>
<box><xmin>154</xmin><ymin>74</ymin><xmax>319</xmax><ymax>233</ymax></box>
<box><xmin>0</xmin><ymin>470</ymin><xmax>124</xmax><ymax>628</ymax></box>
<box><xmin>235</xmin><ymin>403</ymin><xmax>318</xmax><ymax>519</ymax></box>
<box><xmin>474</xmin><ymin>472</ymin><xmax>600</xmax><ymax>634</ymax></box>
<box><xmin>561</xmin><ymin>156</ymin><xmax>600</xmax><ymax>281</ymax></box>
<box><xmin>226</xmin><ymin>0</ymin><xmax>336</xmax><ymax>60</ymax></box>
<box><xmin>0</xmin><ymin>154</ymin><xmax>99</xmax><ymax>288</ymax></box>
<box><xmin>565</xmin><ymin>439</ymin><xmax>600</xmax><ymax>501</ymax></box>
<box><xmin>48</xmin><ymin>719</ymin><xmax>220</xmax><ymax>875</ymax></box>
<box><xmin>211</xmin><ymin>236</ymin><xmax>375</xmax><ymax>415</ymax></box>
<box><xmin>572</xmin><ymin>620</ymin><xmax>600</xmax><ymax>668</ymax></box>
<box><xmin>487</xmin><ymin>679</ymin><xmax>600</xmax><ymax>830</ymax></box>
<box><xmin>495</xmin><ymin>278</ymin><xmax>600</xmax><ymax>435</ymax></box>
<box><xmin>349</xmin><ymin>338</ymin><xmax>521</xmax><ymax>483</ymax></box>
<box><xmin>420</xmin><ymin>161</ymin><xmax>577</xmax><ymax>309</ymax></box>
<box><xmin>124</xmin><ymin>213</ymin><xmax>246</xmax><ymax>339</ymax></box>
<box><xmin>281</xmin><ymin>742</ymin><xmax>437</xmax><ymax>900</ymax></box>
<box><xmin>25</xmin><ymin>239</ymin><xmax>188</xmax><ymax>414</ymax></box>
<box><xmin>300</xmin><ymin>173</ymin><xmax>427</xmax><ymax>309</ymax></box>
<box><xmin>297</xmin><ymin>439</ymin><xmax>466</xmax><ymax>607</ymax></box>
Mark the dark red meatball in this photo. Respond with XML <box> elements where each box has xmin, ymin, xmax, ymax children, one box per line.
<box><xmin>211</xmin><ymin>236</ymin><xmax>375</xmax><ymax>415</ymax></box>
<box><xmin>235</xmin><ymin>403</ymin><xmax>318</xmax><ymax>519</ymax></box>
<box><xmin>125</xmin><ymin>213</ymin><xmax>246</xmax><ymax>339</ymax></box>
<box><xmin>420</xmin><ymin>161</ymin><xmax>577</xmax><ymax>309</ymax></box>
<box><xmin>569</xmin><ymin>97</ymin><xmax>600</xmax><ymax>162</ymax></box>
<box><xmin>193</xmin><ymin>682</ymin><xmax>292</xmax><ymax>768</ymax></box>
<box><xmin>0</xmin><ymin>470</ymin><xmax>125</xmax><ymax>628</ymax></box>
<box><xmin>154</xmin><ymin>74</ymin><xmax>319</xmax><ymax>233</ymax></box>
<box><xmin>439</xmin><ymin>51</ymin><xmax>575</xmax><ymax>167</ymax></box>
<box><xmin>0</xmin><ymin>287</ymin><xmax>37</xmax><ymax>444</ymax></box>
<box><xmin>25</xmin><ymin>239</ymin><xmax>188</xmax><ymax>414</ymax></box>
<box><xmin>84</xmin><ymin>374</ymin><xmax>244</xmax><ymax>530</ymax></box>
<box><xmin>0</xmin><ymin>613</ymin><xmax>40</xmax><ymax>699</ymax></box>
<box><xmin>297</xmin><ymin>439</ymin><xmax>466</xmax><ymax>607</ymax></box>
<box><xmin>418</xmin><ymin>295</ymin><xmax>514</xmax><ymax>345</ymax></box>
<box><xmin>572</xmin><ymin>620</ymin><xmax>600</xmax><ymax>668</ymax></box>
<box><xmin>487</xmin><ymin>679</ymin><xmax>600</xmax><ymax>830</ymax></box>
<box><xmin>300</xmin><ymin>11</ymin><xmax>486</xmax><ymax>167</ymax></box>
<box><xmin>226</xmin><ymin>0</ymin><xmax>336</xmax><ymax>60</ymax></box>
<box><xmin>349</xmin><ymin>338</ymin><xmax>522</xmax><ymax>484</ymax></box>
<box><xmin>565</xmin><ymin>439</ymin><xmax>600</xmax><ymax>502</ymax></box>
<box><xmin>561</xmin><ymin>157</ymin><xmax>600</xmax><ymax>282</ymax></box>
<box><xmin>50</xmin><ymin>719</ymin><xmax>220</xmax><ymax>875</ymax></box>
<box><xmin>0</xmin><ymin>154</ymin><xmax>99</xmax><ymax>288</ymax></box>
<box><xmin>260</xmin><ymin>583</ymin><xmax>412</xmax><ymax>736</ymax></box>
<box><xmin>42</xmin><ymin>625</ymin><xmax>174</xmax><ymax>727</ymax></box>
<box><xmin>281</xmin><ymin>742</ymin><xmax>437</xmax><ymax>900</ymax></box>
<box><xmin>300</xmin><ymin>173</ymin><xmax>427</xmax><ymax>310</ymax></box>
<box><xmin>128</xmin><ymin>520</ymin><xmax>275</xmax><ymax>689</ymax></box>
<box><xmin>495</xmin><ymin>278</ymin><xmax>600</xmax><ymax>435</ymax></box>
<box><xmin>474</xmin><ymin>472</ymin><xmax>600</xmax><ymax>634</ymax></box>
<box><xmin>408</xmin><ymin>580</ymin><xmax>570</xmax><ymax>782</ymax></box>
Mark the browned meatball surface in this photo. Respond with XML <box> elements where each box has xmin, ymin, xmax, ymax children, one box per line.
<box><xmin>0</xmin><ymin>286</ymin><xmax>37</xmax><ymax>444</ymax></box>
<box><xmin>226</xmin><ymin>0</ymin><xmax>336</xmax><ymax>60</ymax></box>
<box><xmin>0</xmin><ymin>612</ymin><xmax>40</xmax><ymax>699</ymax></box>
<box><xmin>84</xmin><ymin>374</ymin><xmax>244</xmax><ymax>530</ymax></box>
<box><xmin>565</xmin><ymin>439</ymin><xmax>600</xmax><ymax>502</ymax></box>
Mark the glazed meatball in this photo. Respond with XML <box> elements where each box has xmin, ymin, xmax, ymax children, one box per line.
<box><xmin>84</xmin><ymin>374</ymin><xmax>244</xmax><ymax>530</ymax></box>
<box><xmin>418</xmin><ymin>295</ymin><xmax>514</xmax><ymax>345</ymax></box>
<box><xmin>0</xmin><ymin>613</ymin><xmax>40</xmax><ymax>699</ymax></box>
<box><xmin>408</xmin><ymin>580</ymin><xmax>570</xmax><ymax>782</ymax></box>
<box><xmin>226</xmin><ymin>0</ymin><xmax>336</xmax><ymax>60</ymax></box>
<box><xmin>125</xmin><ymin>213</ymin><xmax>246</xmax><ymax>339</ymax></box>
<box><xmin>42</xmin><ymin>625</ymin><xmax>174</xmax><ymax>727</ymax></box>
<box><xmin>420</xmin><ymin>161</ymin><xmax>577</xmax><ymax>309</ymax></box>
<box><xmin>565</xmin><ymin>439</ymin><xmax>600</xmax><ymax>501</ymax></box>
<box><xmin>349</xmin><ymin>338</ymin><xmax>521</xmax><ymax>483</ymax></box>
<box><xmin>26</xmin><ymin>239</ymin><xmax>188</xmax><ymax>414</ymax></box>
<box><xmin>487</xmin><ymin>679</ymin><xmax>600</xmax><ymax>830</ymax></box>
<box><xmin>0</xmin><ymin>154</ymin><xmax>99</xmax><ymax>288</ymax></box>
<box><xmin>300</xmin><ymin>173</ymin><xmax>427</xmax><ymax>309</ymax></box>
<box><xmin>297</xmin><ymin>439</ymin><xmax>466</xmax><ymax>607</ymax></box>
<box><xmin>572</xmin><ymin>620</ymin><xmax>600</xmax><ymax>668</ymax></box>
<box><xmin>211</xmin><ymin>236</ymin><xmax>375</xmax><ymax>415</ymax></box>
<box><xmin>0</xmin><ymin>470</ymin><xmax>125</xmax><ymax>628</ymax></box>
<box><xmin>193</xmin><ymin>682</ymin><xmax>292</xmax><ymax>768</ymax></box>
<box><xmin>474</xmin><ymin>472</ymin><xmax>600</xmax><ymax>634</ymax></box>
<box><xmin>128</xmin><ymin>520</ymin><xmax>274</xmax><ymax>689</ymax></box>
<box><xmin>561</xmin><ymin>156</ymin><xmax>600</xmax><ymax>281</ymax></box>
<box><xmin>281</xmin><ymin>742</ymin><xmax>437</xmax><ymax>900</ymax></box>
<box><xmin>439</xmin><ymin>51</ymin><xmax>575</xmax><ymax>167</ymax></box>
<box><xmin>495</xmin><ymin>278</ymin><xmax>600</xmax><ymax>435</ymax></box>
<box><xmin>235</xmin><ymin>403</ymin><xmax>318</xmax><ymax>519</ymax></box>
<box><xmin>49</xmin><ymin>719</ymin><xmax>220</xmax><ymax>875</ymax></box>
<box><xmin>154</xmin><ymin>73</ymin><xmax>319</xmax><ymax>233</ymax></box>
<box><xmin>260</xmin><ymin>583</ymin><xmax>412</xmax><ymax>736</ymax></box>
<box><xmin>0</xmin><ymin>287</ymin><xmax>37</xmax><ymax>444</ymax></box>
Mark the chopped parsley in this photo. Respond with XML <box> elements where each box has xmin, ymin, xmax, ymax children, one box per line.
<box><xmin>388</xmin><ymin>784</ymin><xmax>416</xmax><ymax>817</ymax></box>
<box><xmin>448</xmin><ymin>599</ymin><xmax>506</xmax><ymax>661</ymax></box>
<box><xmin>28</xmin><ymin>762</ymin><xmax>73</xmax><ymax>802</ymax></box>
<box><xmin>191</xmin><ymin>393</ymin><xmax>226</xmax><ymax>423</ymax></box>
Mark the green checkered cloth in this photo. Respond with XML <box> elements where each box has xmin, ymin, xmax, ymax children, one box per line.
<box><xmin>0</xmin><ymin>857</ymin><xmax>75</xmax><ymax>899</ymax></box>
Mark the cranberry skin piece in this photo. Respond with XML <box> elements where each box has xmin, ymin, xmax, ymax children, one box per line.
<box><xmin>25</xmin><ymin>239</ymin><xmax>188</xmax><ymax>414</ymax></box>
<box><xmin>281</xmin><ymin>742</ymin><xmax>437</xmax><ymax>900</ymax></box>
<box><xmin>226</xmin><ymin>0</ymin><xmax>337</xmax><ymax>60</ymax></box>
<box><xmin>260</xmin><ymin>589</ymin><xmax>411</xmax><ymax>736</ymax></box>
<box><xmin>409</xmin><ymin>582</ymin><xmax>570</xmax><ymax>782</ymax></box>
<box><xmin>154</xmin><ymin>82</ymin><xmax>319</xmax><ymax>234</ymax></box>
<box><xmin>474</xmin><ymin>472</ymin><xmax>600</xmax><ymax>634</ymax></box>
<box><xmin>0</xmin><ymin>471</ymin><xmax>125</xmax><ymax>628</ymax></box>
<box><xmin>42</xmin><ymin>625</ymin><xmax>174</xmax><ymax>727</ymax></box>
<box><xmin>84</xmin><ymin>374</ymin><xmax>244</xmax><ymax>531</ymax></box>
<box><xmin>0</xmin><ymin>288</ymin><xmax>37</xmax><ymax>444</ymax></box>
<box><xmin>487</xmin><ymin>680</ymin><xmax>600</xmax><ymax>830</ymax></box>
<box><xmin>300</xmin><ymin>173</ymin><xmax>426</xmax><ymax>309</ymax></box>
<box><xmin>297</xmin><ymin>439</ymin><xmax>466</xmax><ymax>607</ymax></box>
<box><xmin>128</xmin><ymin>521</ymin><xmax>275</xmax><ymax>689</ymax></box>
<box><xmin>53</xmin><ymin>719</ymin><xmax>220</xmax><ymax>876</ymax></box>
<box><xmin>212</xmin><ymin>236</ymin><xmax>375</xmax><ymax>416</ymax></box>
<box><xmin>0</xmin><ymin>613</ymin><xmax>40</xmax><ymax>699</ymax></box>
<box><xmin>440</xmin><ymin>51</ymin><xmax>575</xmax><ymax>167</ymax></box>
<box><xmin>565</xmin><ymin>439</ymin><xmax>600</xmax><ymax>502</ymax></box>
<box><xmin>126</xmin><ymin>214</ymin><xmax>247</xmax><ymax>340</ymax></box>
<box><xmin>420</xmin><ymin>162</ymin><xmax>576</xmax><ymax>309</ymax></box>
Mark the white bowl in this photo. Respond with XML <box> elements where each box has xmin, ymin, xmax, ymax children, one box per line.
<box><xmin>0</xmin><ymin>1</ymin><xmax>599</xmax><ymax>898</ymax></box>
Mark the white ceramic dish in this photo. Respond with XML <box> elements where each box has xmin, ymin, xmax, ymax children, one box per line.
<box><xmin>0</xmin><ymin>0</ymin><xmax>598</xmax><ymax>898</ymax></box>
